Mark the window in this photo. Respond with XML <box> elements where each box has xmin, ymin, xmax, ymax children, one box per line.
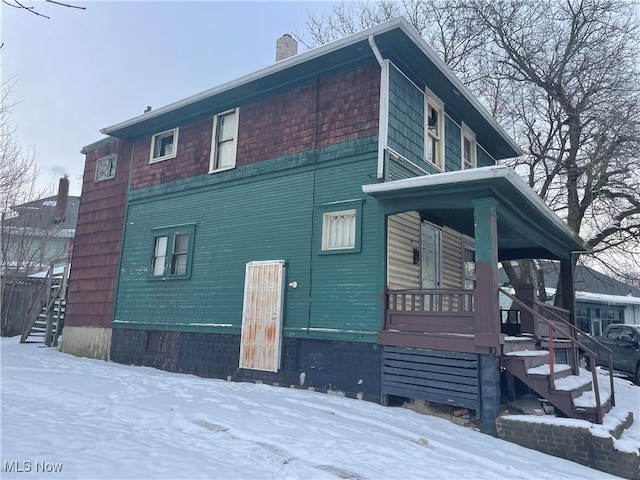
<box><xmin>150</xmin><ymin>128</ymin><xmax>179</xmax><ymax>163</ymax></box>
<box><xmin>149</xmin><ymin>224</ymin><xmax>195</xmax><ymax>279</ymax></box>
<box><xmin>319</xmin><ymin>200</ymin><xmax>363</xmax><ymax>254</ymax></box>
<box><xmin>462</xmin><ymin>237</ymin><xmax>476</xmax><ymax>290</ymax></box>
<box><xmin>95</xmin><ymin>154</ymin><xmax>117</xmax><ymax>181</ymax></box>
<box><xmin>323</xmin><ymin>210</ymin><xmax>356</xmax><ymax>250</ymax></box>
<box><xmin>425</xmin><ymin>91</ymin><xmax>444</xmax><ymax>170</ymax></box>
<box><xmin>461</xmin><ymin>123</ymin><xmax>477</xmax><ymax>170</ymax></box>
<box><xmin>210</xmin><ymin>108</ymin><xmax>239</xmax><ymax>172</ymax></box>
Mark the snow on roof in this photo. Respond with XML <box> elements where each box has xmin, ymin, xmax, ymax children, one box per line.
<box><xmin>576</xmin><ymin>291</ymin><xmax>640</xmax><ymax>306</ymax></box>
<box><xmin>363</xmin><ymin>165</ymin><xmax>588</xmax><ymax>251</ymax></box>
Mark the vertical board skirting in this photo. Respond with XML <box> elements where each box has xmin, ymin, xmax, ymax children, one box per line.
<box><xmin>239</xmin><ymin>260</ymin><xmax>286</xmax><ymax>372</ymax></box>
<box><xmin>381</xmin><ymin>346</ymin><xmax>479</xmax><ymax>410</ymax></box>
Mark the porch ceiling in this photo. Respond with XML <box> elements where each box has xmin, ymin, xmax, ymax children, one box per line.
<box><xmin>362</xmin><ymin>166</ymin><xmax>590</xmax><ymax>261</ymax></box>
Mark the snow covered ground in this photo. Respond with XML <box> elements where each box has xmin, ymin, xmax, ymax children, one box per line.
<box><xmin>1</xmin><ymin>337</ymin><xmax>637</xmax><ymax>479</ymax></box>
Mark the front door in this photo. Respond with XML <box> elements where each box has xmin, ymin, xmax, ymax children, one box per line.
<box><xmin>421</xmin><ymin>222</ymin><xmax>442</xmax><ymax>289</ymax></box>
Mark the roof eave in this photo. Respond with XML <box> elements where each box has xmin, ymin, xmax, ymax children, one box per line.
<box><xmin>101</xmin><ymin>18</ymin><xmax>406</xmax><ymax>138</ymax></box>
<box><xmin>362</xmin><ymin>165</ymin><xmax>589</xmax><ymax>255</ymax></box>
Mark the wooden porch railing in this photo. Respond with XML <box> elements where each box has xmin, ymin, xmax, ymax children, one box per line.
<box><xmin>500</xmin><ymin>288</ymin><xmax>614</xmax><ymax>423</ymax></box>
<box><xmin>385</xmin><ymin>289</ymin><xmax>475</xmax><ymax>335</ymax></box>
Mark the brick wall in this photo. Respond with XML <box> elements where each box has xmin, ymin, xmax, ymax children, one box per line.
<box><xmin>130</xmin><ymin>63</ymin><xmax>380</xmax><ymax>190</ymax></box>
<box><xmin>496</xmin><ymin>416</ymin><xmax>639</xmax><ymax>479</ymax></box>
<box><xmin>65</xmin><ymin>139</ymin><xmax>130</xmax><ymax>328</ymax></box>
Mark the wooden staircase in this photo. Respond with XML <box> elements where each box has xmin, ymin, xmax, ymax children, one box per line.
<box><xmin>501</xmin><ymin>337</ymin><xmax>612</xmax><ymax>423</ymax></box>
<box><xmin>499</xmin><ymin>289</ymin><xmax>615</xmax><ymax>424</ymax></box>
<box><xmin>20</xmin><ymin>263</ymin><xmax>69</xmax><ymax>347</ymax></box>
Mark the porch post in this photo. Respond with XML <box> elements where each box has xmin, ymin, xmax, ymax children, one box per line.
<box><xmin>472</xmin><ymin>198</ymin><xmax>500</xmax><ymax>346</ymax></box>
<box><xmin>473</xmin><ymin>198</ymin><xmax>501</xmax><ymax>437</ymax></box>
<box><xmin>559</xmin><ymin>256</ymin><xmax>577</xmax><ymax>325</ymax></box>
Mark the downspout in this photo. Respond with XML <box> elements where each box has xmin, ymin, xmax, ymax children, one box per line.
<box><xmin>368</xmin><ymin>35</ymin><xmax>389</xmax><ymax>180</ymax></box>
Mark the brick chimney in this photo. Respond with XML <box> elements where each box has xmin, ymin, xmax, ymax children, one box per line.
<box><xmin>54</xmin><ymin>175</ymin><xmax>69</xmax><ymax>225</ymax></box>
<box><xmin>276</xmin><ymin>34</ymin><xmax>298</xmax><ymax>62</ymax></box>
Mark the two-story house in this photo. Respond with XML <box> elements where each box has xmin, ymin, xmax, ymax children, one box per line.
<box><xmin>63</xmin><ymin>19</ymin><xmax>600</xmax><ymax>434</ymax></box>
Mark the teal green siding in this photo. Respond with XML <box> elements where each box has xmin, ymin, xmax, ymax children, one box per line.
<box><xmin>388</xmin><ymin>64</ymin><xmax>425</xmax><ymax>170</ymax></box>
<box><xmin>384</xmin><ymin>151</ymin><xmax>426</xmax><ymax>181</ymax></box>
<box><xmin>477</xmin><ymin>145</ymin><xmax>496</xmax><ymax>167</ymax></box>
<box><xmin>445</xmin><ymin>118</ymin><xmax>462</xmax><ymax>172</ymax></box>
<box><xmin>114</xmin><ymin>137</ymin><xmax>383</xmax><ymax>343</ymax></box>
<box><xmin>387</xmin><ymin>63</ymin><xmax>483</xmax><ymax>176</ymax></box>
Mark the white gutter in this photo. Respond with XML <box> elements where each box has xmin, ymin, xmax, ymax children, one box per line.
<box><xmin>368</xmin><ymin>35</ymin><xmax>389</xmax><ymax>180</ymax></box>
<box><xmin>102</xmin><ymin>19</ymin><xmax>406</xmax><ymax>136</ymax></box>
<box><xmin>362</xmin><ymin>165</ymin><xmax>588</xmax><ymax>250</ymax></box>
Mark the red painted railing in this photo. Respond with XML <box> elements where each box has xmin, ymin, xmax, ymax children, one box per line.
<box><xmin>385</xmin><ymin>289</ymin><xmax>474</xmax><ymax>334</ymax></box>
<box><xmin>501</xmin><ymin>288</ymin><xmax>614</xmax><ymax>423</ymax></box>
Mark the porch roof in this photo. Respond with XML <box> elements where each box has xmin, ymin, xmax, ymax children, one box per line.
<box><xmin>362</xmin><ymin>165</ymin><xmax>590</xmax><ymax>261</ymax></box>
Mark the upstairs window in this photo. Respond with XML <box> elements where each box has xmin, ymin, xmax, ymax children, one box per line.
<box><xmin>461</xmin><ymin>123</ymin><xmax>477</xmax><ymax>170</ymax></box>
<box><xmin>425</xmin><ymin>91</ymin><xmax>444</xmax><ymax>170</ymax></box>
<box><xmin>150</xmin><ymin>128</ymin><xmax>179</xmax><ymax>163</ymax></box>
<box><xmin>149</xmin><ymin>224</ymin><xmax>195</xmax><ymax>280</ymax></box>
<box><xmin>210</xmin><ymin>108</ymin><xmax>239</xmax><ymax>172</ymax></box>
<box><xmin>95</xmin><ymin>154</ymin><xmax>117</xmax><ymax>181</ymax></box>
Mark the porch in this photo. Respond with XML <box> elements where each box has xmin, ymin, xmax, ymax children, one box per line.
<box><xmin>362</xmin><ymin>165</ymin><xmax>616</xmax><ymax>431</ymax></box>
<box><xmin>363</xmin><ymin>166</ymin><xmax>588</xmax><ymax>355</ymax></box>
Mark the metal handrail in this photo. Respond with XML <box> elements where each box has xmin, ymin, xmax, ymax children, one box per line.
<box><xmin>500</xmin><ymin>288</ymin><xmax>613</xmax><ymax>423</ymax></box>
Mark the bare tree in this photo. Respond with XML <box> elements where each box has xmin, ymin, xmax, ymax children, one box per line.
<box><xmin>2</xmin><ymin>0</ymin><xmax>85</xmax><ymax>19</ymax></box>
<box><xmin>0</xmin><ymin>81</ymin><xmax>64</xmax><ymax>334</ymax></box>
<box><xmin>0</xmin><ymin>80</ymin><xmax>38</xmax><ymax>226</ymax></box>
<box><xmin>303</xmin><ymin>0</ymin><xmax>640</xmax><ymax>295</ymax></box>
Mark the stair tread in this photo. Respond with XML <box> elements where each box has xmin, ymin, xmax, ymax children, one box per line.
<box><xmin>504</xmin><ymin>350</ymin><xmax>549</xmax><ymax>357</ymax></box>
<box><xmin>527</xmin><ymin>363</ymin><xmax>572</xmax><ymax>375</ymax></box>
<box><xmin>553</xmin><ymin>375</ymin><xmax>592</xmax><ymax>391</ymax></box>
<box><xmin>573</xmin><ymin>373</ymin><xmax>613</xmax><ymax>409</ymax></box>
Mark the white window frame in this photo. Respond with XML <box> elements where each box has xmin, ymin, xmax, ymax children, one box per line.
<box><xmin>149</xmin><ymin>128</ymin><xmax>179</xmax><ymax>164</ymax></box>
<box><xmin>95</xmin><ymin>154</ymin><xmax>117</xmax><ymax>181</ymax></box>
<box><xmin>209</xmin><ymin>108</ymin><xmax>239</xmax><ymax>173</ymax></box>
<box><xmin>424</xmin><ymin>90</ymin><xmax>445</xmax><ymax>171</ymax></box>
<box><xmin>461</xmin><ymin>122</ymin><xmax>477</xmax><ymax>170</ymax></box>
<box><xmin>322</xmin><ymin>209</ymin><xmax>357</xmax><ymax>251</ymax></box>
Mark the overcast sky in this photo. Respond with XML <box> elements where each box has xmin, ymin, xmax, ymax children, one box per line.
<box><xmin>2</xmin><ymin>1</ymin><xmax>333</xmax><ymax>196</ymax></box>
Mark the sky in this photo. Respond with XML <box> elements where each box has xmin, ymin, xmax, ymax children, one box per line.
<box><xmin>1</xmin><ymin>1</ymin><xmax>335</xmax><ymax>196</ymax></box>
<box><xmin>2</xmin><ymin>336</ymin><xmax>638</xmax><ymax>479</ymax></box>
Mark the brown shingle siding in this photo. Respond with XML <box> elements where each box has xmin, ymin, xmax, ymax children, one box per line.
<box><xmin>130</xmin><ymin>63</ymin><xmax>380</xmax><ymax>190</ymax></box>
<box><xmin>65</xmin><ymin>138</ymin><xmax>131</xmax><ymax>329</ymax></box>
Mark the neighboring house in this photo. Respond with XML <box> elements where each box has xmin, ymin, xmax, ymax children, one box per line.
<box><xmin>499</xmin><ymin>264</ymin><xmax>640</xmax><ymax>335</ymax></box>
<box><xmin>62</xmin><ymin>19</ymin><xmax>593</xmax><ymax>434</ymax></box>
<box><xmin>575</xmin><ymin>292</ymin><xmax>640</xmax><ymax>335</ymax></box>
<box><xmin>1</xmin><ymin>176</ymin><xmax>78</xmax><ymax>275</ymax></box>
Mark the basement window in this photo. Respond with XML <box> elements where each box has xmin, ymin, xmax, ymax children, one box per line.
<box><xmin>150</xmin><ymin>128</ymin><xmax>179</xmax><ymax>163</ymax></box>
<box><xmin>95</xmin><ymin>154</ymin><xmax>117</xmax><ymax>181</ymax></box>
<box><xmin>149</xmin><ymin>224</ymin><xmax>195</xmax><ymax>280</ymax></box>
